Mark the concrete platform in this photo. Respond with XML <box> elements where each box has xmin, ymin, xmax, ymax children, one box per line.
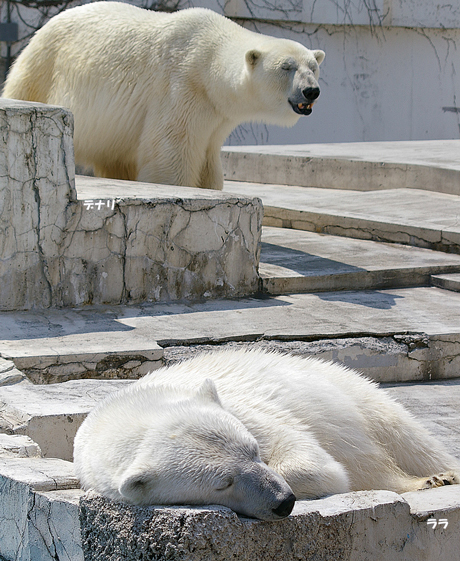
<box><xmin>0</xmin><ymin>99</ymin><xmax>263</xmax><ymax>310</ymax></box>
<box><xmin>0</xmin><ymin>315</ymin><xmax>163</xmax><ymax>383</ymax></box>
<box><xmin>224</xmin><ymin>182</ymin><xmax>460</xmax><ymax>252</ymax></box>
<box><xmin>1</xmin><ymin>286</ymin><xmax>460</xmax><ymax>383</ymax></box>
<box><xmin>260</xmin><ymin>226</ymin><xmax>460</xmax><ymax>294</ymax></box>
<box><xmin>78</xmin><ymin>486</ymin><xmax>460</xmax><ymax>561</ymax></box>
<box><xmin>222</xmin><ymin>140</ymin><xmax>460</xmax><ymax>194</ymax></box>
<box><xmin>0</xmin><ymin>378</ymin><xmax>132</xmax><ymax>460</ymax></box>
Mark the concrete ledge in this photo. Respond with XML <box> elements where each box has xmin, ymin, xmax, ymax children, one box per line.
<box><xmin>0</xmin><ymin>99</ymin><xmax>263</xmax><ymax>310</ymax></box>
<box><xmin>432</xmin><ymin>273</ymin><xmax>460</xmax><ymax>292</ymax></box>
<box><xmin>222</xmin><ymin>141</ymin><xmax>460</xmax><ymax>194</ymax></box>
<box><xmin>224</xmin><ymin>183</ymin><xmax>460</xmax><ymax>253</ymax></box>
<box><xmin>260</xmin><ymin>227</ymin><xmax>460</xmax><ymax>294</ymax></box>
<box><xmin>0</xmin><ymin>456</ymin><xmax>82</xmax><ymax>561</ymax></box>
<box><xmin>0</xmin><ymin>379</ymin><xmax>132</xmax><ymax>460</ymax></box>
<box><xmin>3</xmin><ymin>287</ymin><xmax>460</xmax><ymax>383</ymax></box>
<box><xmin>3</xmin><ymin>481</ymin><xmax>459</xmax><ymax>561</ymax></box>
<box><xmin>78</xmin><ymin>487</ymin><xmax>460</xmax><ymax>561</ymax></box>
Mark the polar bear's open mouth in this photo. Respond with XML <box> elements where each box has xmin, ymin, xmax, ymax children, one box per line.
<box><xmin>290</xmin><ymin>100</ymin><xmax>314</xmax><ymax>115</ymax></box>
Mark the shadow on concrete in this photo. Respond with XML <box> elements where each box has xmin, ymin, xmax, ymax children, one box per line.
<box><xmin>260</xmin><ymin>242</ymin><xmax>364</xmax><ymax>276</ymax></box>
<box><xmin>316</xmin><ymin>290</ymin><xmax>404</xmax><ymax>309</ymax></box>
<box><xmin>0</xmin><ymin>296</ymin><xmax>291</xmax><ymax>341</ymax></box>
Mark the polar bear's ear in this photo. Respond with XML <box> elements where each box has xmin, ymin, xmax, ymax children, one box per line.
<box><xmin>195</xmin><ymin>378</ymin><xmax>222</xmax><ymax>405</ymax></box>
<box><xmin>245</xmin><ymin>49</ymin><xmax>262</xmax><ymax>68</ymax></box>
<box><xmin>119</xmin><ymin>465</ymin><xmax>155</xmax><ymax>504</ymax></box>
<box><xmin>313</xmin><ymin>50</ymin><xmax>325</xmax><ymax>65</ymax></box>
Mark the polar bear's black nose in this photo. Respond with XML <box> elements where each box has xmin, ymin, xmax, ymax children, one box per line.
<box><xmin>272</xmin><ymin>493</ymin><xmax>296</xmax><ymax>518</ymax></box>
<box><xmin>302</xmin><ymin>86</ymin><xmax>320</xmax><ymax>102</ymax></box>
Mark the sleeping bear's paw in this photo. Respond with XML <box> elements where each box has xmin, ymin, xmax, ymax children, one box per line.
<box><xmin>419</xmin><ymin>471</ymin><xmax>459</xmax><ymax>489</ymax></box>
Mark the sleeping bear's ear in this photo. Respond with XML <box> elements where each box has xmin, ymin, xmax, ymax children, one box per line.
<box><xmin>246</xmin><ymin>49</ymin><xmax>262</xmax><ymax>68</ymax></box>
<box><xmin>119</xmin><ymin>465</ymin><xmax>156</xmax><ymax>504</ymax></box>
<box><xmin>195</xmin><ymin>378</ymin><xmax>222</xmax><ymax>405</ymax></box>
<box><xmin>313</xmin><ymin>50</ymin><xmax>325</xmax><ymax>65</ymax></box>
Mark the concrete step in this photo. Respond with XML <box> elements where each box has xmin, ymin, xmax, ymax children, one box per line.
<box><xmin>0</xmin><ymin>456</ymin><xmax>83</xmax><ymax>560</ymax></box>
<box><xmin>260</xmin><ymin>226</ymin><xmax>460</xmax><ymax>294</ymax></box>
<box><xmin>432</xmin><ymin>273</ymin><xmax>460</xmax><ymax>292</ymax></box>
<box><xmin>1</xmin><ymin>286</ymin><xmax>460</xmax><ymax>383</ymax></box>
<box><xmin>0</xmin><ymin>309</ymin><xmax>164</xmax><ymax>383</ymax></box>
<box><xmin>1</xmin><ymin>99</ymin><xmax>262</xmax><ymax>311</ymax></box>
<box><xmin>224</xmin><ymin>181</ymin><xmax>460</xmax><ymax>253</ymax></box>
<box><xmin>222</xmin><ymin>140</ymin><xmax>460</xmax><ymax>194</ymax></box>
<box><xmin>0</xmin><ymin>378</ymin><xmax>133</xmax><ymax>461</ymax></box>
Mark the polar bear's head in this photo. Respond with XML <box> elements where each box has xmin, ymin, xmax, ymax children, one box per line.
<box><xmin>245</xmin><ymin>39</ymin><xmax>325</xmax><ymax>127</ymax></box>
<box><xmin>117</xmin><ymin>380</ymin><xmax>295</xmax><ymax>520</ymax></box>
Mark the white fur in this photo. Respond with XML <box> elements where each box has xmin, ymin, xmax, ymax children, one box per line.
<box><xmin>3</xmin><ymin>2</ymin><xmax>325</xmax><ymax>189</ymax></box>
<box><xmin>74</xmin><ymin>349</ymin><xmax>459</xmax><ymax>520</ymax></box>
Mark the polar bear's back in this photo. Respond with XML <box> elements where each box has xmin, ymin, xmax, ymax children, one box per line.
<box><xmin>140</xmin><ymin>349</ymin><xmax>385</xmax><ymax>452</ymax></box>
<box><xmin>2</xmin><ymin>3</ymin><xmax>244</xmax><ymax>103</ymax></box>
<box><xmin>141</xmin><ymin>348</ymin><xmax>378</xmax><ymax>412</ymax></box>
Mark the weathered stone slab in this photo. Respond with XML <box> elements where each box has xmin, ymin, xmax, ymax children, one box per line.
<box><xmin>432</xmin><ymin>273</ymin><xmax>460</xmax><ymax>292</ymax></box>
<box><xmin>0</xmin><ymin>99</ymin><xmax>262</xmax><ymax>311</ymax></box>
<box><xmin>0</xmin><ymin>434</ymin><xmax>42</xmax><ymax>458</ymax></box>
<box><xmin>0</xmin><ymin>356</ymin><xmax>26</xmax><ymax>385</ymax></box>
<box><xmin>164</xmin><ymin>337</ymin><xmax>428</xmax><ymax>383</ymax></box>
<box><xmin>2</xmin><ymin>286</ymin><xmax>460</xmax><ymax>382</ymax></box>
<box><xmin>224</xmin><ymin>181</ymin><xmax>460</xmax><ymax>253</ymax></box>
<box><xmin>0</xmin><ymin>99</ymin><xmax>76</xmax><ymax>311</ymax></box>
<box><xmin>56</xmin><ymin>175</ymin><xmax>262</xmax><ymax>306</ymax></box>
<box><xmin>0</xmin><ymin>379</ymin><xmax>132</xmax><ymax>460</ymax></box>
<box><xmin>78</xmin><ymin>488</ymin><xmax>460</xmax><ymax>561</ymax></box>
<box><xmin>29</xmin><ymin>489</ymin><xmax>84</xmax><ymax>561</ymax></box>
<box><xmin>260</xmin><ymin>226</ymin><xmax>460</xmax><ymax>294</ymax></box>
<box><xmin>222</xmin><ymin>141</ymin><xmax>460</xmax><ymax>194</ymax></box>
<box><xmin>0</xmin><ymin>457</ymin><xmax>81</xmax><ymax>561</ymax></box>
<box><xmin>401</xmin><ymin>486</ymin><xmax>460</xmax><ymax>560</ymax></box>
<box><xmin>0</xmin><ymin>457</ymin><xmax>78</xmax><ymax>491</ymax></box>
<box><xmin>0</xmin><ymin>307</ymin><xmax>164</xmax><ymax>382</ymax></box>
<box><xmin>1</xmin><ymin>338</ymin><xmax>163</xmax><ymax>384</ymax></box>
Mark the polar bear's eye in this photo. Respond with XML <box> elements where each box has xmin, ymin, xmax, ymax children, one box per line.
<box><xmin>281</xmin><ymin>62</ymin><xmax>296</xmax><ymax>71</ymax></box>
<box><xmin>215</xmin><ymin>475</ymin><xmax>234</xmax><ymax>491</ymax></box>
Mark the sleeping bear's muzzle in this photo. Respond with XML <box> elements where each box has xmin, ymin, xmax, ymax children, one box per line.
<box><xmin>289</xmin><ymin>86</ymin><xmax>320</xmax><ymax>115</ymax></box>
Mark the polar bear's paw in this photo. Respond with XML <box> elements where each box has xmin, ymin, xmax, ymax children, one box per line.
<box><xmin>420</xmin><ymin>471</ymin><xmax>459</xmax><ymax>489</ymax></box>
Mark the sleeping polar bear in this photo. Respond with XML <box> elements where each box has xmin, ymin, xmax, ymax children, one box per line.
<box><xmin>73</xmin><ymin>349</ymin><xmax>459</xmax><ymax>520</ymax></box>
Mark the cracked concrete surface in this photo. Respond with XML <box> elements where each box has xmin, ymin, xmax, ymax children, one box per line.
<box><xmin>0</xmin><ymin>99</ymin><xmax>262</xmax><ymax>311</ymax></box>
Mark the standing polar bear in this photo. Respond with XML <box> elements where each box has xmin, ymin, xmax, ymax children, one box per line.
<box><xmin>74</xmin><ymin>349</ymin><xmax>459</xmax><ymax>521</ymax></box>
<box><xmin>3</xmin><ymin>2</ymin><xmax>325</xmax><ymax>189</ymax></box>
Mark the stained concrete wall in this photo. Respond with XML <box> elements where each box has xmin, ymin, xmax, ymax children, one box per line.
<box><xmin>0</xmin><ymin>99</ymin><xmax>262</xmax><ymax>310</ymax></box>
<box><xmin>202</xmin><ymin>0</ymin><xmax>460</xmax><ymax>145</ymax></box>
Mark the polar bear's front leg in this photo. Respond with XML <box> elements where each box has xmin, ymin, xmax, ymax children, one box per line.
<box><xmin>197</xmin><ymin>125</ymin><xmax>235</xmax><ymax>190</ymax></box>
<box><xmin>198</xmin><ymin>145</ymin><xmax>224</xmax><ymax>190</ymax></box>
<box><xmin>265</xmin><ymin>431</ymin><xmax>351</xmax><ymax>499</ymax></box>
